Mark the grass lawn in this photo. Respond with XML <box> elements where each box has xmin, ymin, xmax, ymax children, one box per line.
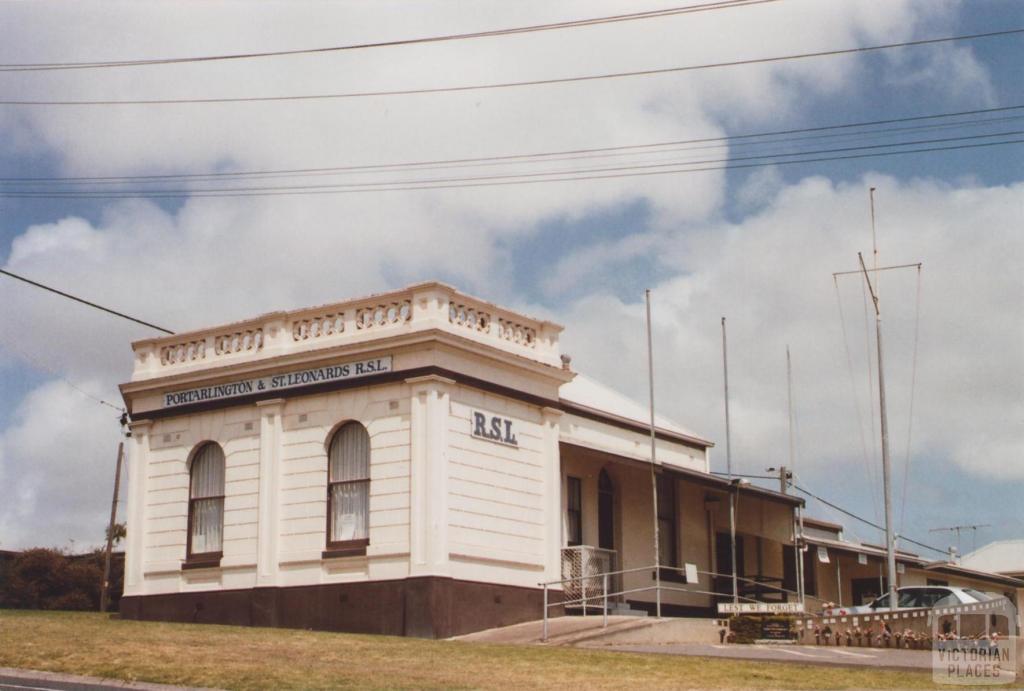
<box><xmin>0</xmin><ymin>610</ymin><xmax>950</xmax><ymax>690</ymax></box>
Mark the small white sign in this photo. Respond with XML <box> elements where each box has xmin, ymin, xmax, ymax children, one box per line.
<box><xmin>858</xmin><ymin>553</ymin><xmax>868</xmax><ymax>565</ymax></box>
<box><xmin>684</xmin><ymin>562</ymin><xmax>698</xmax><ymax>584</ymax></box>
<box><xmin>717</xmin><ymin>602</ymin><xmax>805</xmax><ymax>614</ymax></box>
<box><xmin>817</xmin><ymin>546</ymin><xmax>830</xmax><ymax>563</ymax></box>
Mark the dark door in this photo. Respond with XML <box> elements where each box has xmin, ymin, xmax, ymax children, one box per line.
<box><xmin>715</xmin><ymin>532</ymin><xmax>745</xmax><ymax>597</ymax></box>
<box><xmin>851</xmin><ymin>576</ymin><xmax>886</xmax><ymax>605</ymax></box>
<box><xmin>783</xmin><ymin>544</ymin><xmax>797</xmax><ymax>596</ymax></box>
<box><xmin>598</xmin><ymin>469</ymin><xmax>614</xmax><ymax>550</ymax></box>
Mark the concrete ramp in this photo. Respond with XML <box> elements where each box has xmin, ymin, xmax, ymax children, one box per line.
<box><xmin>575</xmin><ymin>617</ymin><xmax>722</xmax><ymax>646</ymax></box>
<box><xmin>453</xmin><ymin>616</ymin><xmax>722</xmax><ymax>647</ymax></box>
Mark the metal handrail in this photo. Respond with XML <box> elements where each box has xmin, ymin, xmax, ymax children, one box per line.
<box><xmin>541</xmin><ymin>563</ymin><xmax>664</xmax><ymax>588</ymax></box>
<box><xmin>541</xmin><ymin>565</ymin><xmax>830</xmax><ymax>603</ymax></box>
<box><xmin>542</xmin><ymin>563</ymin><xmax>776</xmax><ymax>642</ymax></box>
<box><xmin>539</xmin><ymin>562</ymin><xmax>836</xmax><ymax>642</ymax></box>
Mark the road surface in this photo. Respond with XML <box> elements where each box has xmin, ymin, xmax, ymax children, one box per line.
<box><xmin>581</xmin><ymin>641</ymin><xmax>934</xmax><ymax>671</ymax></box>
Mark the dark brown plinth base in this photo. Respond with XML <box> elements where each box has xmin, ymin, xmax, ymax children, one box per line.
<box><xmin>120</xmin><ymin>576</ymin><xmax>555</xmax><ymax>639</ymax></box>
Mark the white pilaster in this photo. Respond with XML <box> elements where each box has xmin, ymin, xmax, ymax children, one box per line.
<box><xmin>124</xmin><ymin>420</ymin><xmax>151</xmax><ymax>595</ymax></box>
<box><xmin>541</xmin><ymin>407</ymin><xmax>564</xmax><ymax>584</ymax></box>
<box><xmin>407</xmin><ymin>375</ymin><xmax>454</xmax><ymax>576</ymax></box>
<box><xmin>256</xmin><ymin>398</ymin><xmax>284</xmax><ymax>586</ymax></box>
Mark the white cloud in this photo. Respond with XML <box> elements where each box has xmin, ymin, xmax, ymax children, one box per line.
<box><xmin>0</xmin><ymin>379</ymin><xmax>122</xmax><ymax>551</ymax></box>
<box><xmin>559</xmin><ymin>175</ymin><xmax>1024</xmax><ymax>488</ymax></box>
<box><xmin>0</xmin><ymin>0</ymin><xmax>1014</xmax><ymax>550</ymax></box>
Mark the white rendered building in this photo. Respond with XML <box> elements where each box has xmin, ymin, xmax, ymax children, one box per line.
<box><xmin>119</xmin><ymin>282</ymin><xmax>803</xmax><ymax>637</ymax></box>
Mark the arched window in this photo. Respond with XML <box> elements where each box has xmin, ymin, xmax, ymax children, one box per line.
<box><xmin>327</xmin><ymin>422</ymin><xmax>370</xmax><ymax>549</ymax></box>
<box><xmin>188</xmin><ymin>442</ymin><xmax>225</xmax><ymax>559</ymax></box>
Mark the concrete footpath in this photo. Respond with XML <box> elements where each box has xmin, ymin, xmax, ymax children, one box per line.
<box><xmin>0</xmin><ymin>668</ymin><xmax>216</xmax><ymax>691</ymax></box>
<box><xmin>578</xmin><ymin>641</ymin><xmax>935</xmax><ymax>672</ymax></box>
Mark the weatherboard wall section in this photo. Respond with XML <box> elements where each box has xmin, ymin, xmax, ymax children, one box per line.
<box><xmin>141</xmin><ymin>406</ymin><xmax>262</xmax><ymax>593</ymax></box>
<box><xmin>446</xmin><ymin>388</ymin><xmax>548</xmax><ymax>586</ymax></box>
<box><xmin>275</xmin><ymin>383</ymin><xmax>411</xmax><ymax>586</ymax></box>
<box><xmin>558</xmin><ymin>411</ymin><xmax>707</xmax><ymax>473</ymax></box>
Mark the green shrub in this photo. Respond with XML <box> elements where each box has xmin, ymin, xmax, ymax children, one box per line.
<box><xmin>0</xmin><ymin>548</ymin><xmax>119</xmax><ymax>611</ymax></box>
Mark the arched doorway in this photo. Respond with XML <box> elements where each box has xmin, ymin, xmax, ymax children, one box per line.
<box><xmin>598</xmin><ymin>468</ymin><xmax>614</xmax><ymax>550</ymax></box>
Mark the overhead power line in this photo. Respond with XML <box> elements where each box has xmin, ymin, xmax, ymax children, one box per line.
<box><xmin>0</xmin><ymin>333</ymin><xmax>124</xmax><ymax>412</ymax></box>
<box><xmin>2</xmin><ymin>28</ymin><xmax>1019</xmax><ymax>106</ymax></box>
<box><xmin>792</xmin><ymin>483</ymin><xmax>947</xmax><ymax>555</ymax></box>
<box><xmin>2</xmin><ymin>105</ymin><xmax>1020</xmax><ymax>185</ymax></box>
<box><xmin>3</xmin><ymin>137</ymin><xmax>1021</xmax><ymax>199</ymax></box>
<box><xmin>0</xmin><ymin>268</ymin><xmax>174</xmax><ymax>334</ymax></box>
<box><xmin>0</xmin><ymin>0</ymin><xmax>779</xmax><ymax>72</ymax></box>
<box><xmin>709</xmin><ymin>469</ymin><xmax>947</xmax><ymax>555</ymax></box>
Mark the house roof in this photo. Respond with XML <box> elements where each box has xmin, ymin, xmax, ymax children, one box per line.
<box><xmin>921</xmin><ymin>562</ymin><xmax>1024</xmax><ymax>589</ymax></box>
<box><xmin>802</xmin><ymin>516</ymin><xmax>844</xmax><ymax>533</ymax></box>
<box><xmin>559</xmin><ymin>374</ymin><xmax>712</xmax><ymax>447</ymax></box>
<box><xmin>960</xmin><ymin>539</ymin><xmax>1024</xmax><ymax>576</ymax></box>
<box><xmin>663</xmin><ymin>465</ymin><xmax>805</xmax><ymax>507</ymax></box>
<box><xmin>801</xmin><ymin>535</ymin><xmax>1024</xmax><ymax>589</ymax></box>
<box><xmin>802</xmin><ymin>534</ymin><xmax>924</xmax><ymax>564</ymax></box>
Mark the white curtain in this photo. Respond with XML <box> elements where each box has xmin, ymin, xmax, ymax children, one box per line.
<box><xmin>190</xmin><ymin>443</ymin><xmax>225</xmax><ymax>554</ymax></box>
<box><xmin>329</xmin><ymin>423</ymin><xmax>370</xmax><ymax>542</ymax></box>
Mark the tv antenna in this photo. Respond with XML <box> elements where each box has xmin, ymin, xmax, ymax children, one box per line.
<box><xmin>929</xmin><ymin>524</ymin><xmax>991</xmax><ymax>557</ymax></box>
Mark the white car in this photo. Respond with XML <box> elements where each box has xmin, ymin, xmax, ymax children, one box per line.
<box><xmin>823</xmin><ymin>586</ymin><xmax>993</xmax><ymax>616</ymax></box>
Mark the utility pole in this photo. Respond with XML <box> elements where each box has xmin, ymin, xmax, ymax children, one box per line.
<box><xmin>100</xmin><ymin>440</ymin><xmax>125</xmax><ymax>613</ymax></box>
<box><xmin>768</xmin><ymin>466</ymin><xmax>791</xmax><ymax>495</ymax></box>
<box><xmin>778</xmin><ymin>345</ymin><xmax>803</xmax><ymax>604</ymax></box>
<box><xmin>722</xmin><ymin>317</ymin><xmax>738</xmax><ymax>605</ymax></box>
<box><xmin>645</xmin><ymin>289</ymin><xmax>661</xmax><ymax>618</ymax></box>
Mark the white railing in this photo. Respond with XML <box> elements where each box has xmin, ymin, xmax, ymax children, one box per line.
<box><xmin>539</xmin><ymin>564</ymin><xmax>825</xmax><ymax>642</ymax></box>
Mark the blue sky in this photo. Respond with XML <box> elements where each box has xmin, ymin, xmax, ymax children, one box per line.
<box><xmin>0</xmin><ymin>0</ymin><xmax>1021</xmax><ymax>558</ymax></box>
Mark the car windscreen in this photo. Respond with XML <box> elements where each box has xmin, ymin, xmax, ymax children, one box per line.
<box><xmin>917</xmin><ymin>590</ymin><xmax>950</xmax><ymax>608</ymax></box>
<box><xmin>898</xmin><ymin>590</ymin><xmax>920</xmax><ymax>607</ymax></box>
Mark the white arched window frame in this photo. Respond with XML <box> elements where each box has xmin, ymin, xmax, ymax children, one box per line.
<box><xmin>326</xmin><ymin>422</ymin><xmax>370</xmax><ymax>554</ymax></box>
<box><xmin>187</xmin><ymin>442</ymin><xmax>225</xmax><ymax>560</ymax></box>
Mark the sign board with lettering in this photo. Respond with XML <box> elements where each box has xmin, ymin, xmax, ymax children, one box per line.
<box><xmin>717</xmin><ymin>602</ymin><xmax>805</xmax><ymax>615</ymax></box>
<box><xmin>471</xmin><ymin>411</ymin><xmax>518</xmax><ymax>447</ymax></box>
<box><xmin>761</xmin><ymin>619</ymin><xmax>793</xmax><ymax>640</ymax></box>
<box><xmin>163</xmin><ymin>356</ymin><xmax>393</xmax><ymax>408</ymax></box>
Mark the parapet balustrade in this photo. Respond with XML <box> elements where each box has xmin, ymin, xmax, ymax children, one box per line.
<box><xmin>133</xmin><ymin>283</ymin><xmax>561</xmax><ymax>379</ymax></box>
<box><xmin>448</xmin><ymin>301</ymin><xmax>491</xmax><ymax>333</ymax></box>
<box><xmin>498</xmin><ymin>317</ymin><xmax>537</xmax><ymax>347</ymax></box>
<box><xmin>214</xmin><ymin>329</ymin><xmax>263</xmax><ymax>356</ymax></box>
<box><xmin>293</xmin><ymin>313</ymin><xmax>345</xmax><ymax>342</ymax></box>
<box><xmin>355</xmin><ymin>301</ymin><xmax>412</xmax><ymax>330</ymax></box>
<box><xmin>159</xmin><ymin>329</ymin><xmax>263</xmax><ymax>366</ymax></box>
<box><xmin>160</xmin><ymin>339</ymin><xmax>206</xmax><ymax>366</ymax></box>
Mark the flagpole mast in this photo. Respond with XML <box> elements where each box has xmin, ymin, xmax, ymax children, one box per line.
<box><xmin>722</xmin><ymin>317</ymin><xmax>738</xmax><ymax>604</ymax></box>
<box><xmin>645</xmin><ymin>289</ymin><xmax>662</xmax><ymax>618</ymax></box>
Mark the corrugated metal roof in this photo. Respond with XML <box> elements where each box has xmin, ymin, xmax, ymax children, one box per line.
<box><xmin>560</xmin><ymin>374</ymin><xmax>711</xmax><ymax>444</ymax></box>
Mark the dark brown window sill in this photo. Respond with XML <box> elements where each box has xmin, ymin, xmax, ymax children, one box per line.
<box><xmin>322</xmin><ymin>539</ymin><xmax>369</xmax><ymax>560</ymax></box>
<box><xmin>182</xmin><ymin>553</ymin><xmax>222</xmax><ymax>570</ymax></box>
